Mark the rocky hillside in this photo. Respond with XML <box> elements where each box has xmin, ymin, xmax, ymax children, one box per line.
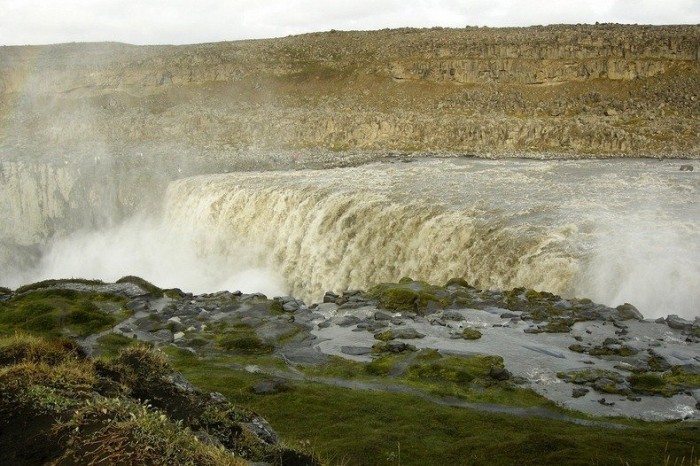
<box><xmin>1</xmin><ymin>24</ymin><xmax>698</xmax><ymax>159</ymax></box>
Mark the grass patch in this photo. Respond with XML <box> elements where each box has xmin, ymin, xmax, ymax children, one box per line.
<box><xmin>95</xmin><ymin>333</ymin><xmax>137</xmax><ymax>358</ymax></box>
<box><xmin>170</xmin><ymin>355</ymin><xmax>700</xmax><ymax>466</ymax></box>
<box><xmin>0</xmin><ymin>289</ymin><xmax>126</xmax><ymax>338</ymax></box>
<box><xmin>14</xmin><ymin>278</ymin><xmax>104</xmax><ymax>295</ymax></box>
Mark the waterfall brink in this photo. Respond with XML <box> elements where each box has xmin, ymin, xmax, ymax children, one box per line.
<box><xmin>164</xmin><ymin>173</ymin><xmax>580</xmax><ymax>302</ymax></box>
<box><xmin>6</xmin><ymin>158</ymin><xmax>696</xmax><ymax>319</ymax></box>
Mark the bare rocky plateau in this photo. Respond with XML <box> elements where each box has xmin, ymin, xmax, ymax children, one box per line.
<box><xmin>1</xmin><ymin>24</ymin><xmax>699</xmax><ymax>160</ymax></box>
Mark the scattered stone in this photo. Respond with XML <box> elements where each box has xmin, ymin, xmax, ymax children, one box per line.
<box><xmin>374</xmin><ymin>310</ymin><xmax>393</xmax><ymax>321</ymax></box>
<box><xmin>572</xmin><ymin>387</ymin><xmax>589</xmax><ymax>398</ymax></box>
<box><xmin>341</xmin><ymin>346</ymin><xmax>373</xmax><ymax>356</ymax></box>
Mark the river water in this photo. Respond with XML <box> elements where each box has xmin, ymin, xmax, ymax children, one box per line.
<box><xmin>6</xmin><ymin>157</ymin><xmax>699</xmax><ymax>320</ymax></box>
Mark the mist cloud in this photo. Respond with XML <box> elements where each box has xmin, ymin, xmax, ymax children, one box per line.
<box><xmin>17</xmin><ymin>216</ymin><xmax>288</xmax><ymax>298</ymax></box>
<box><xmin>1</xmin><ymin>0</ymin><xmax>698</xmax><ymax>45</ymax></box>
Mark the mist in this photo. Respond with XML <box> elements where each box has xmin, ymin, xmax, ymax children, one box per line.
<box><xmin>578</xmin><ymin>212</ymin><xmax>700</xmax><ymax>320</ymax></box>
<box><xmin>11</xmin><ymin>215</ymin><xmax>288</xmax><ymax>298</ymax></box>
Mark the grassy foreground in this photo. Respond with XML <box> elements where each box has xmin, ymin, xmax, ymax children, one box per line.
<box><xmin>169</xmin><ymin>349</ymin><xmax>700</xmax><ymax>466</ymax></box>
<box><xmin>1</xmin><ymin>280</ymin><xmax>698</xmax><ymax>465</ymax></box>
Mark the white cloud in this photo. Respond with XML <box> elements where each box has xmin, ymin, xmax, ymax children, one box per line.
<box><xmin>0</xmin><ymin>0</ymin><xmax>698</xmax><ymax>45</ymax></box>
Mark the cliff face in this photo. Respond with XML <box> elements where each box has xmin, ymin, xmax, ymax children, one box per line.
<box><xmin>0</xmin><ymin>24</ymin><xmax>698</xmax><ymax>158</ymax></box>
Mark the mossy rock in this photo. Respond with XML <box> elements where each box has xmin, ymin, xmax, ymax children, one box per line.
<box><xmin>615</xmin><ymin>303</ymin><xmax>643</xmax><ymax>320</ymax></box>
<box><xmin>627</xmin><ymin>373</ymin><xmax>670</xmax><ymax>395</ymax></box>
<box><xmin>0</xmin><ymin>287</ymin><xmax>12</xmax><ymax>296</ymax></box>
<box><xmin>374</xmin><ymin>331</ymin><xmax>395</xmax><ymax>342</ymax></box>
<box><xmin>568</xmin><ymin>344</ymin><xmax>586</xmax><ymax>353</ymax></box>
<box><xmin>541</xmin><ymin>319</ymin><xmax>573</xmax><ymax>333</ymax></box>
<box><xmin>406</xmin><ymin>354</ymin><xmax>505</xmax><ymax>387</ymax></box>
<box><xmin>116</xmin><ymin>275</ymin><xmax>164</xmax><ymax>297</ymax></box>
<box><xmin>14</xmin><ymin>278</ymin><xmax>105</xmax><ymax>295</ymax></box>
<box><xmin>269</xmin><ymin>300</ymin><xmax>285</xmax><ymax>314</ymax></box>
<box><xmin>664</xmin><ymin>365</ymin><xmax>700</xmax><ymax>391</ymax></box>
<box><xmin>445</xmin><ymin>277</ymin><xmax>471</xmax><ymax>289</ymax></box>
<box><xmin>589</xmin><ymin>345</ymin><xmax>638</xmax><ymax>357</ymax></box>
<box><xmin>462</xmin><ymin>328</ymin><xmax>482</xmax><ymax>340</ymax></box>
<box><xmin>0</xmin><ymin>290</ymin><xmax>121</xmax><ymax>338</ymax></box>
<box><xmin>368</xmin><ymin>280</ymin><xmax>450</xmax><ymax>315</ymax></box>
<box><xmin>557</xmin><ymin>368</ymin><xmax>624</xmax><ymax>385</ymax></box>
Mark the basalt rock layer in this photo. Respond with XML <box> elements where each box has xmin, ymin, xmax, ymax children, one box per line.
<box><xmin>1</xmin><ymin>24</ymin><xmax>698</xmax><ymax>158</ymax></box>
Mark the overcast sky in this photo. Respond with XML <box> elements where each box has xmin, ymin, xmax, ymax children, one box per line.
<box><xmin>1</xmin><ymin>0</ymin><xmax>698</xmax><ymax>46</ymax></box>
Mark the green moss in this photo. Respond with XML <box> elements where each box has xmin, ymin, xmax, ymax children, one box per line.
<box><xmin>216</xmin><ymin>325</ymin><xmax>272</xmax><ymax>355</ymax></box>
<box><xmin>664</xmin><ymin>366</ymin><xmax>700</xmax><ymax>390</ymax></box>
<box><xmin>628</xmin><ymin>373</ymin><xmax>667</xmax><ymax>394</ymax></box>
<box><xmin>541</xmin><ymin>319</ymin><xmax>573</xmax><ymax>333</ymax></box>
<box><xmin>368</xmin><ymin>280</ymin><xmax>451</xmax><ymax>315</ymax></box>
<box><xmin>589</xmin><ymin>345</ymin><xmax>638</xmax><ymax>357</ymax></box>
<box><xmin>0</xmin><ymin>290</ymin><xmax>123</xmax><ymax>338</ymax></box>
<box><xmin>557</xmin><ymin>369</ymin><xmax>624</xmax><ymax>385</ymax></box>
<box><xmin>406</xmin><ymin>354</ymin><xmax>502</xmax><ymax>386</ymax></box>
<box><xmin>116</xmin><ymin>275</ymin><xmax>164</xmax><ymax>297</ymax></box>
<box><xmin>14</xmin><ymin>278</ymin><xmax>104</xmax><ymax>295</ymax></box>
<box><xmin>615</xmin><ymin>303</ymin><xmax>641</xmax><ymax>320</ymax></box>
<box><xmin>462</xmin><ymin>327</ymin><xmax>482</xmax><ymax>340</ymax></box>
<box><xmin>96</xmin><ymin>333</ymin><xmax>137</xmax><ymax>358</ymax></box>
<box><xmin>269</xmin><ymin>300</ymin><xmax>285</xmax><ymax>315</ymax></box>
<box><xmin>374</xmin><ymin>330</ymin><xmax>395</xmax><ymax>342</ymax></box>
<box><xmin>568</xmin><ymin>344</ymin><xmax>586</xmax><ymax>353</ymax></box>
<box><xmin>445</xmin><ymin>277</ymin><xmax>471</xmax><ymax>288</ymax></box>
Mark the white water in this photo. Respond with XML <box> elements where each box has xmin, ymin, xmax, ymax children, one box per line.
<box><xmin>9</xmin><ymin>158</ymin><xmax>700</xmax><ymax>320</ymax></box>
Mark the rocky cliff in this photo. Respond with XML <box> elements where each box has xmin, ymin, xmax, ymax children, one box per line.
<box><xmin>1</xmin><ymin>24</ymin><xmax>698</xmax><ymax>158</ymax></box>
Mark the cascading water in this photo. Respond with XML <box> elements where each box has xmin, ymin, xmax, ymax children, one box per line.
<box><xmin>158</xmin><ymin>158</ymin><xmax>699</xmax><ymax>319</ymax></box>
<box><xmin>5</xmin><ymin>157</ymin><xmax>699</xmax><ymax>320</ymax></box>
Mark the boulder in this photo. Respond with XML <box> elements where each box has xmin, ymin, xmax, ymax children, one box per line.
<box><xmin>667</xmin><ymin>314</ymin><xmax>693</xmax><ymax>331</ymax></box>
<box><xmin>323</xmin><ymin>291</ymin><xmax>339</xmax><ymax>303</ymax></box>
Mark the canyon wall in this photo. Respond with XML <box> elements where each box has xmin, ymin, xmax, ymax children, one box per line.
<box><xmin>0</xmin><ymin>24</ymin><xmax>698</xmax><ymax>158</ymax></box>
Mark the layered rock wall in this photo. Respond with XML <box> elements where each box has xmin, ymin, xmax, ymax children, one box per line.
<box><xmin>1</xmin><ymin>24</ymin><xmax>698</xmax><ymax>158</ymax></box>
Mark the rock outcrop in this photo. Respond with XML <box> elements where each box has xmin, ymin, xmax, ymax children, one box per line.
<box><xmin>1</xmin><ymin>24</ymin><xmax>698</xmax><ymax>158</ymax></box>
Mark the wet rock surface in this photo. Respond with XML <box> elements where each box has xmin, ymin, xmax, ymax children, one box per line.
<box><xmin>11</xmin><ymin>277</ymin><xmax>699</xmax><ymax>421</ymax></box>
